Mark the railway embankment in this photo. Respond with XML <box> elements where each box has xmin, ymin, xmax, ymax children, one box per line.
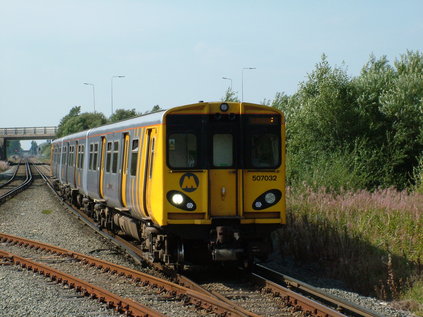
<box><xmin>275</xmin><ymin>186</ymin><xmax>423</xmax><ymax>316</ymax></box>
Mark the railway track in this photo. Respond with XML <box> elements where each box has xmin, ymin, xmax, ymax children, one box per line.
<box><xmin>251</xmin><ymin>264</ymin><xmax>380</xmax><ymax>317</ymax></box>
<box><xmin>1</xmin><ymin>160</ymin><xmax>384</xmax><ymax>317</ymax></box>
<box><xmin>0</xmin><ymin>160</ymin><xmax>33</xmax><ymax>204</ymax></box>
<box><xmin>0</xmin><ymin>247</ymin><xmax>164</xmax><ymax>317</ymax></box>
<box><xmin>0</xmin><ymin>232</ymin><xmax>262</xmax><ymax>317</ymax></box>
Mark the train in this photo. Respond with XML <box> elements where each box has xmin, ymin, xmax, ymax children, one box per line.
<box><xmin>51</xmin><ymin>101</ymin><xmax>286</xmax><ymax>268</ymax></box>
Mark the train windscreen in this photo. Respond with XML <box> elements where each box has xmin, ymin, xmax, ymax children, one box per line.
<box><xmin>166</xmin><ymin>114</ymin><xmax>281</xmax><ymax>170</ymax></box>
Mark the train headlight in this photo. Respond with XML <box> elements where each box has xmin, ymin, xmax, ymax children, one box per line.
<box><xmin>172</xmin><ymin>194</ymin><xmax>184</xmax><ymax>205</ymax></box>
<box><xmin>166</xmin><ymin>190</ymin><xmax>197</xmax><ymax>211</ymax></box>
<box><xmin>252</xmin><ymin>189</ymin><xmax>282</xmax><ymax>210</ymax></box>
<box><xmin>264</xmin><ymin>192</ymin><xmax>276</xmax><ymax>204</ymax></box>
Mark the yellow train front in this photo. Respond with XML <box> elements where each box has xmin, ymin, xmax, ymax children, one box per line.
<box><xmin>156</xmin><ymin>102</ymin><xmax>286</xmax><ymax>265</ymax></box>
<box><xmin>52</xmin><ymin>101</ymin><xmax>286</xmax><ymax>267</ymax></box>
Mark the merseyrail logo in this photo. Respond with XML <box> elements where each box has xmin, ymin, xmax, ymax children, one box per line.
<box><xmin>179</xmin><ymin>173</ymin><xmax>199</xmax><ymax>192</ymax></box>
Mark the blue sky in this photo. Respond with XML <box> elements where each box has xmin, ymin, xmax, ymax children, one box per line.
<box><xmin>0</xmin><ymin>0</ymin><xmax>422</xmax><ymax>148</ymax></box>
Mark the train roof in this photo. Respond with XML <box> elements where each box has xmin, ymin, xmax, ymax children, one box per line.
<box><xmin>52</xmin><ymin>110</ymin><xmax>166</xmax><ymax>144</ymax></box>
<box><xmin>52</xmin><ymin>102</ymin><xmax>284</xmax><ymax>144</ymax></box>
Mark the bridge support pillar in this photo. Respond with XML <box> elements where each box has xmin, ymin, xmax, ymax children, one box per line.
<box><xmin>0</xmin><ymin>138</ymin><xmax>5</xmax><ymax>161</ymax></box>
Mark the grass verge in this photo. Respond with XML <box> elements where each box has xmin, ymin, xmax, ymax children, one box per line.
<box><xmin>276</xmin><ymin>186</ymin><xmax>422</xmax><ymax>314</ymax></box>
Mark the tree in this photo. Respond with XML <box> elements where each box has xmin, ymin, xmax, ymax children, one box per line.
<box><xmin>57</xmin><ymin>106</ymin><xmax>81</xmax><ymax>137</ymax></box>
<box><xmin>270</xmin><ymin>52</ymin><xmax>423</xmax><ymax>190</ymax></box>
<box><xmin>144</xmin><ymin>105</ymin><xmax>163</xmax><ymax>114</ymax></box>
<box><xmin>221</xmin><ymin>87</ymin><xmax>240</xmax><ymax>102</ymax></box>
<box><xmin>109</xmin><ymin>108</ymin><xmax>140</xmax><ymax>123</ymax></box>
<box><xmin>57</xmin><ymin>109</ymin><xmax>107</xmax><ymax>137</ymax></box>
<box><xmin>6</xmin><ymin>140</ymin><xmax>21</xmax><ymax>157</ymax></box>
<box><xmin>29</xmin><ymin>141</ymin><xmax>38</xmax><ymax>155</ymax></box>
<box><xmin>151</xmin><ymin>105</ymin><xmax>162</xmax><ymax>112</ymax></box>
<box><xmin>39</xmin><ymin>141</ymin><xmax>51</xmax><ymax>159</ymax></box>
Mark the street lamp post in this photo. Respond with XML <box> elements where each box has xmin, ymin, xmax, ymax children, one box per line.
<box><xmin>222</xmin><ymin>77</ymin><xmax>233</xmax><ymax>90</ymax></box>
<box><xmin>241</xmin><ymin>67</ymin><xmax>256</xmax><ymax>102</ymax></box>
<box><xmin>111</xmin><ymin>75</ymin><xmax>125</xmax><ymax>116</ymax></box>
<box><xmin>83</xmin><ymin>82</ymin><xmax>96</xmax><ymax>112</ymax></box>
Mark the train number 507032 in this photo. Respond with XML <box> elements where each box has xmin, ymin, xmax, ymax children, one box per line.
<box><xmin>252</xmin><ymin>175</ymin><xmax>277</xmax><ymax>181</ymax></box>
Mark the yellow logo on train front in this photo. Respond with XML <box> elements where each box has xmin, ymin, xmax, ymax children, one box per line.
<box><xmin>179</xmin><ymin>173</ymin><xmax>199</xmax><ymax>192</ymax></box>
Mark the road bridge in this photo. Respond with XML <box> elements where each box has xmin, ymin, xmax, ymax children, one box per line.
<box><xmin>0</xmin><ymin>126</ymin><xmax>57</xmax><ymax>160</ymax></box>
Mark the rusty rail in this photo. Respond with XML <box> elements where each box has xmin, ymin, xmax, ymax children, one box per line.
<box><xmin>0</xmin><ymin>249</ymin><xmax>165</xmax><ymax>317</ymax></box>
<box><xmin>253</xmin><ymin>264</ymin><xmax>381</xmax><ymax>317</ymax></box>
<box><xmin>175</xmin><ymin>274</ymin><xmax>262</xmax><ymax>317</ymax></box>
<box><xmin>0</xmin><ymin>232</ymin><xmax>253</xmax><ymax>317</ymax></box>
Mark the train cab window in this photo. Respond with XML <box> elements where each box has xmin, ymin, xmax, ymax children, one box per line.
<box><xmin>168</xmin><ymin>133</ymin><xmax>197</xmax><ymax>168</ymax></box>
<box><xmin>213</xmin><ymin>134</ymin><xmax>233</xmax><ymax>167</ymax></box>
<box><xmin>130</xmin><ymin>139</ymin><xmax>139</xmax><ymax>176</ymax></box>
<box><xmin>250</xmin><ymin>133</ymin><xmax>280</xmax><ymax>168</ymax></box>
<box><xmin>106</xmin><ymin>142</ymin><xmax>112</xmax><ymax>172</ymax></box>
<box><xmin>245</xmin><ymin>115</ymin><xmax>281</xmax><ymax>169</ymax></box>
<box><xmin>112</xmin><ymin>141</ymin><xmax>119</xmax><ymax>173</ymax></box>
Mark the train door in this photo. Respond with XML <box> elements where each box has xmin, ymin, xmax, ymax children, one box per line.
<box><xmin>99</xmin><ymin>137</ymin><xmax>106</xmax><ymax>199</ymax></box>
<box><xmin>61</xmin><ymin>143</ymin><xmax>69</xmax><ymax>183</ymax></box>
<box><xmin>209</xmin><ymin>122</ymin><xmax>238</xmax><ymax>217</ymax></box>
<box><xmin>121</xmin><ymin>133</ymin><xmax>130</xmax><ymax>206</ymax></box>
<box><xmin>143</xmin><ymin>128</ymin><xmax>157</xmax><ymax>217</ymax></box>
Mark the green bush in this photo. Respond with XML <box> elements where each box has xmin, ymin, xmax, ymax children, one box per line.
<box><xmin>273</xmin><ymin>51</ymin><xmax>423</xmax><ymax>191</ymax></box>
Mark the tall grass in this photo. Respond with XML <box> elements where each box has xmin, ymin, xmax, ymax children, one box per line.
<box><xmin>277</xmin><ymin>186</ymin><xmax>422</xmax><ymax>302</ymax></box>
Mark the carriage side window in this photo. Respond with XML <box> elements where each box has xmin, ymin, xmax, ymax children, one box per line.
<box><xmin>112</xmin><ymin>141</ymin><xmax>119</xmax><ymax>173</ymax></box>
<box><xmin>106</xmin><ymin>142</ymin><xmax>112</xmax><ymax>172</ymax></box>
<box><xmin>213</xmin><ymin>134</ymin><xmax>233</xmax><ymax>167</ymax></box>
<box><xmin>130</xmin><ymin>139</ymin><xmax>139</xmax><ymax>176</ymax></box>
<box><xmin>168</xmin><ymin>133</ymin><xmax>197</xmax><ymax>168</ymax></box>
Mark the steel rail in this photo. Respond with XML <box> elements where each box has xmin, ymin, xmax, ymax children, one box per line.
<box><xmin>0</xmin><ymin>232</ymin><xmax>251</xmax><ymax>317</ymax></box>
<box><xmin>175</xmin><ymin>274</ymin><xmax>262</xmax><ymax>317</ymax></box>
<box><xmin>0</xmin><ymin>249</ymin><xmax>165</xmax><ymax>317</ymax></box>
<box><xmin>0</xmin><ymin>161</ymin><xmax>33</xmax><ymax>203</ymax></box>
<box><xmin>253</xmin><ymin>264</ymin><xmax>382</xmax><ymax>317</ymax></box>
